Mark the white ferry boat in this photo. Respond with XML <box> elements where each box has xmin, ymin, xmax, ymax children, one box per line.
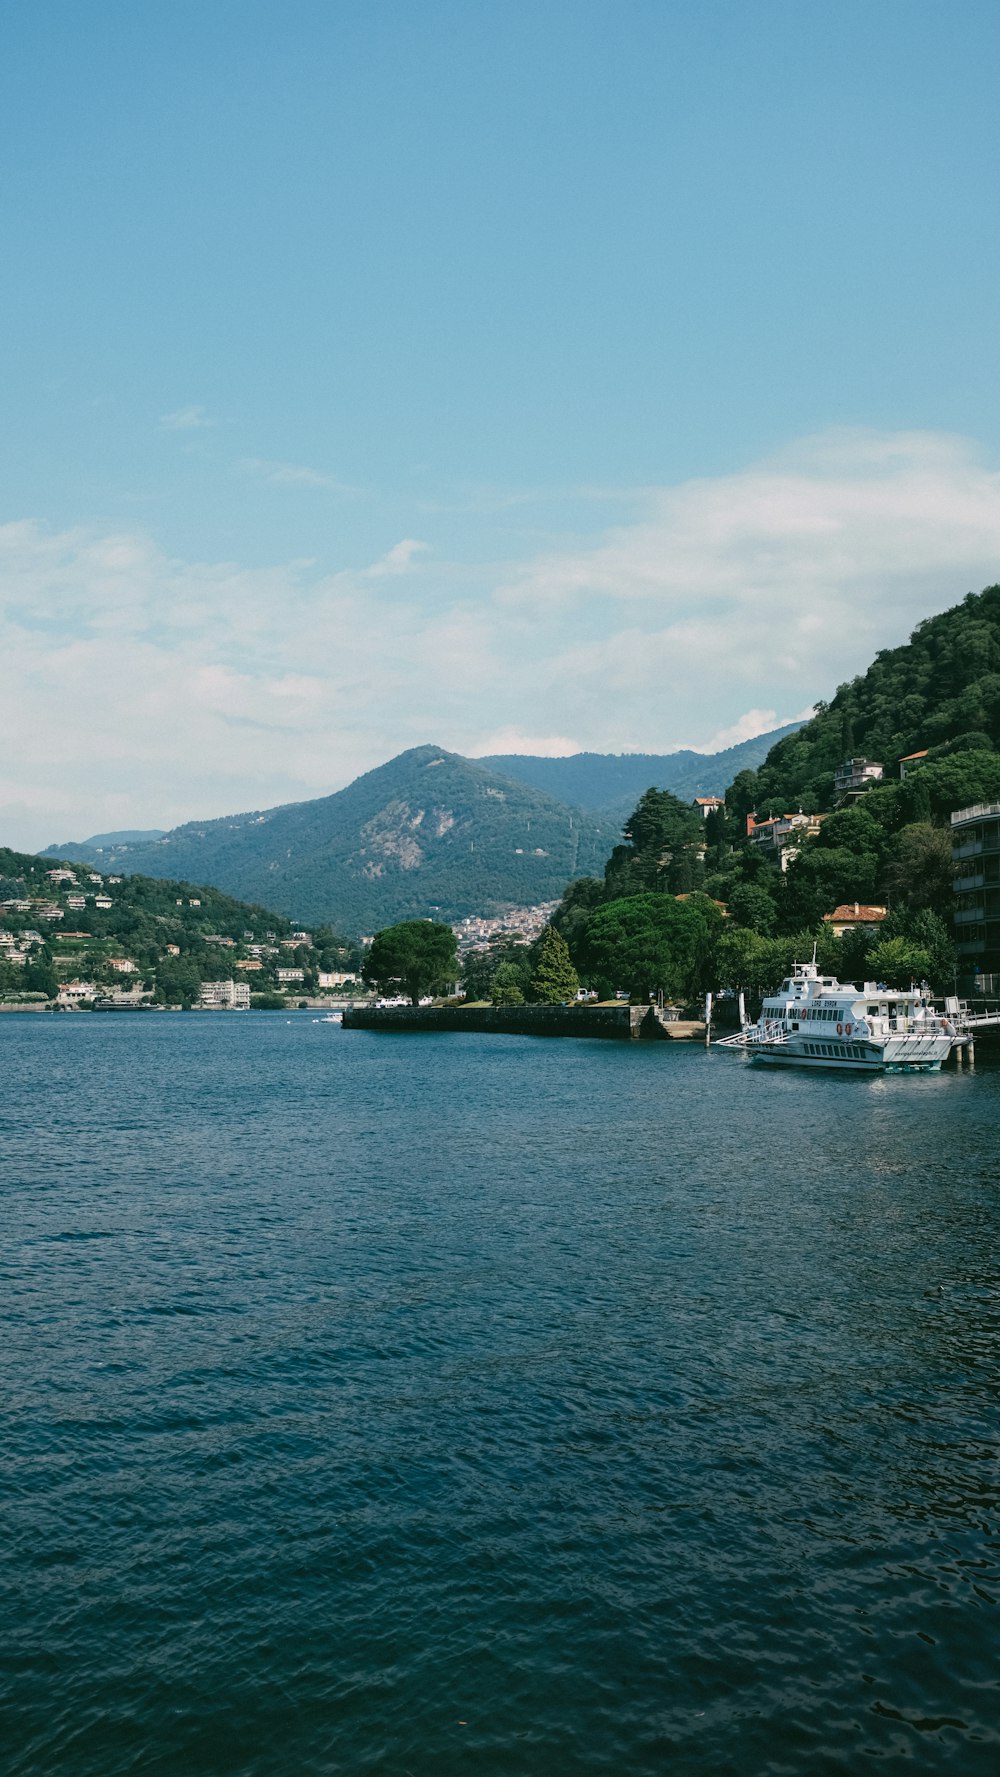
<box><xmin>716</xmin><ymin>957</ymin><xmax>955</xmax><ymax>1072</ymax></box>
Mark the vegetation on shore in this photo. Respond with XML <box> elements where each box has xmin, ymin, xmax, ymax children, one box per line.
<box><xmin>543</xmin><ymin>588</ymin><xmax>1000</xmax><ymax>1003</ymax></box>
<box><xmin>0</xmin><ymin>846</ymin><xmax>360</xmax><ymax>1006</ymax></box>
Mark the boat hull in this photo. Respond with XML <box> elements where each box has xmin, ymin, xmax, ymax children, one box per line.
<box><xmin>749</xmin><ymin>1035</ymin><xmax>949</xmax><ymax>1073</ymax></box>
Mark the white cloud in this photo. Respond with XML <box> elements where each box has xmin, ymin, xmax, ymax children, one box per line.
<box><xmin>3</xmin><ymin>427</ymin><xmax>1000</xmax><ymax>850</ymax></box>
<box><xmin>159</xmin><ymin>405</ymin><xmax>215</xmax><ymax>431</ymax></box>
<box><xmin>693</xmin><ymin>709</ymin><xmax>806</xmax><ymax>753</ymax></box>
<box><xmin>468</xmin><ymin>728</ymin><xmax>582</xmax><ymax>758</ymax></box>
<box><xmin>364</xmin><ymin>538</ymin><xmax>428</xmax><ymax>577</ymax></box>
<box><xmin>240</xmin><ymin>457</ymin><xmax>361</xmax><ymax>495</ymax></box>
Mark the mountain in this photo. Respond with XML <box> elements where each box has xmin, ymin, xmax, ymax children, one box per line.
<box><xmin>51</xmin><ymin>829</ymin><xmax>167</xmax><ymax>860</ymax></box>
<box><xmin>751</xmin><ymin>585</ymin><xmax>1000</xmax><ymax>812</ymax></box>
<box><xmin>479</xmin><ymin>724</ymin><xmax>804</xmax><ymax>819</ymax></box>
<box><xmin>45</xmin><ymin>747</ymin><xmax>620</xmax><ymax>933</ymax></box>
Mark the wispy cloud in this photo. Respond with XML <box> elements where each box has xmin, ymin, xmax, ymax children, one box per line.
<box><xmin>364</xmin><ymin>538</ymin><xmax>428</xmax><ymax>577</ymax></box>
<box><xmin>159</xmin><ymin>405</ymin><xmax>215</xmax><ymax>431</ymax></box>
<box><xmin>468</xmin><ymin>728</ymin><xmax>582</xmax><ymax>758</ymax></box>
<box><xmin>3</xmin><ymin>428</ymin><xmax>1000</xmax><ymax>849</ymax></box>
<box><xmin>240</xmin><ymin>457</ymin><xmax>361</xmax><ymax>496</ymax></box>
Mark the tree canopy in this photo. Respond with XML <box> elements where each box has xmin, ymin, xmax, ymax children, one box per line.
<box><xmin>362</xmin><ymin>920</ymin><xmax>458</xmax><ymax>1004</ymax></box>
<box><xmin>580</xmin><ymin>893</ymin><xmax>722</xmax><ymax>1002</ymax></box>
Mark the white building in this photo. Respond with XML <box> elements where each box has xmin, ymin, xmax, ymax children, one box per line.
<box><xmin>276</xmin><ymin>967</ymin><xmax>305</xmax><ymax>984</ymax></box>
<box><xmin>197</xmin><ymin>980</ymin><xmax>251</xmax><ymax>1010</ymax></box>
<box><xmin>833</xmin><ymin>757</ymin><xmax>884</xmax><ymax>801</ymax></box>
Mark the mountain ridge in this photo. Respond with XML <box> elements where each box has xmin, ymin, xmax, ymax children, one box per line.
<box><xmin>43</xmin><ymin>747</ymin><xmax>620</xmax><ymax>933</ymax></box>
<box><xmin>478</xmin><ymin>723</ymin><xmax>804</xmax><ymax>816</ymax></box>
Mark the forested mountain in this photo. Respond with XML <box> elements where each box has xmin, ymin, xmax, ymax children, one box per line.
<box><xmin>546</xmin><ymin>588</ymin><xmax>1000</xmax><ymax>1000</ymax></box>
<box><xmin>479</xmin><ymin>723</ymin><xmax>802</xmax><ymax>817</ymax></box>
<box><xmin>45</xmin><ymin>748</ymin><xmax>619</xmax><ymax>932</ymax></box>
<box><xmin>750</xmin><ymin>585</ymin><xmax>1000</xmax><ymax>814</ymax></box>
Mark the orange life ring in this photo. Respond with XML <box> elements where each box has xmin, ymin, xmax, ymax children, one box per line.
<box><xmin>845</xmin><ymin>1022</ymin><xmax>852</xmax><ymax>1036</ymax></box>
<box><xmin>837</xmin><ymin>1022</ymin><xmax>843</xmax><ymax>1035</ymax></box>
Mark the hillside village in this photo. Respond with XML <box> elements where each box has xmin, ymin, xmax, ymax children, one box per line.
<box><xmin>0</xmin><ymin>849</ymin><xmax>364</xmax><ymax>1010</ymax></box>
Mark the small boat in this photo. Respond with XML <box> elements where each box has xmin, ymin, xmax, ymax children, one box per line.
<box><xmin>716</xmin><ymin>956</ymin><xmax>955</xmax><ymax>1072</ymax></box>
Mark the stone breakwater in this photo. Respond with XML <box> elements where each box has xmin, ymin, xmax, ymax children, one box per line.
<box><xmin>342</xmin><ymin>1004</ymin><xmax>707</xmax><ymax>1040</ymax></box>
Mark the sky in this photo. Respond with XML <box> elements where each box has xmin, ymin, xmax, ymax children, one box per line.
<box><xmin>4</xmin><ymin>0</ymin><xmax>1000</xmax><ymax>849</ymax></box>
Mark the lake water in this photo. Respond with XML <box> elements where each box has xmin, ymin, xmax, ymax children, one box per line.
<box><xmin>2</xmin><ymin>1013</ymin><xmax>999</xmax><ymax>1775</ymax></box>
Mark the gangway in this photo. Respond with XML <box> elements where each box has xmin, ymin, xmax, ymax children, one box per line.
<box><xmin>944</xmin><ymin>998</ymin><xmax>1000</xmax><ymax>1067</ymax></box>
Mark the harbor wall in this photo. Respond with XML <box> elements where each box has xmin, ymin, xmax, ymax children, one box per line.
<box><xmin>342</xmin><ymin>1004</ymin><xmax>708</xmax><ymax>1040</ymax></box>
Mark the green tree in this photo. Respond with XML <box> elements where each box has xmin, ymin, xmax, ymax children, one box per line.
<box><xmin>581</xmin><ymin>893</ymin><xmax>720</xmax><ymax>1002</ymax></box>
<box><xmin>550</xmin><ymin>876</ymin><xmax>606</xmax><ymax>963</ymax></box>
<box><xmin>727</xmin><ymin>881</ymin><xmax>778</xmax><ymax>935</ymax></box>
<box><xmin>714</xmin><ymin>928</ymin><xmax>792</xmax><ymax>1001</ymax></box>
<box><xmin>879</xmin><ymin>907</ymin><xmax>955</xmax><ymax>992</ymax></box>
<box><xmin>155</xmin><ymin>955</ymin><xmax>204</xmax><ymax>1005</ymax></box>
<box><xmin>362</xmin><ymin>920</ymin><xmax>458</xmax><ymax>1004</ymax></box>
<box><xmin>603</xmin><ymin>788</ymin><xmax>703</xmax><ymax>899</ymax></box>
<box><xmin>529</xmin><ymin>925</ymin><xmax>579</xmax><ymax>1003</ymax></box>
<box><xmin>491</xmin><ymin>962</ymin><xmax>525</xmax><ymax>1006</ymax></box>
<box><xmin>22</xmin><ymin>956</ymin><xmax>58</xmax><ymax>998</ymax></box>
<box><xmin>725</xmin><ymin>769</ymin><xmax>759</xmax><ymax>825</ymax></box>
<box><xmin>460</xmin><ymin>938</ymin><xmax>531</xmax><ymax>1002</ymax></box>
<box><xmin>881</xmin><ymin>823</ymin><xmax>954</xmax><ymax>914</ymax></box>
<box><xmin>866</xmin><ymin>936</ymin><xmax>933</xmax><ymax>989</ymax></box>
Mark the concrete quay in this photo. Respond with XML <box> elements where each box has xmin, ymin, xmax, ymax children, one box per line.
<box><xmin>343</xmin><ymin>1004</ymin><xmax>707</xmax><ymax>1041</ymax></box>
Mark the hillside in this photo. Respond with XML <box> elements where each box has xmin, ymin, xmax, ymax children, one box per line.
<box><xmin>0</xmin><ymin>846</ymin><xmax>358</xmax><ymax>1005</ymax></box>
<box><xmin>45</xmin><ymin>748</ymin><xmax>620</xmax><ymax>932</ymax></box>
<box><xmin>751</xmin><ymin>585</ymin><xmax>1000</xmax><ymax>813</ymax></box>
<box><xmin>479</xmin><ymin>723</ymin><xmax>803</xmax><ymax>817</ymax></box>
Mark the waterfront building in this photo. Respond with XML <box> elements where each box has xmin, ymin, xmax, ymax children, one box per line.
<box><xmin>276</xmin><ymin>967</ymin><xmax>305</xmax><ymax>984</ymax></box>
<box><xmin>197</xmin><ymin>980</ymin><xmax>251</xmax><ymax>1010</ymax></box>
<box><xmin>952</xmin><ymin>801</ymin><xmax>1000</xmax><ymax>992</ymax></box>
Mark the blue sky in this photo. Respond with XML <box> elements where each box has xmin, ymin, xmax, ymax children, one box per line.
<box><xmin>4</xmin><ymin>1</ymin><xmax>1000</xmax><ymax>846</ymax></box>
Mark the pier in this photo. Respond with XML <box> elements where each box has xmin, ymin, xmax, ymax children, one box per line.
<box><xmin>343</xmin><ymin>1003</ymin><xmax>707</xmax><ymax>1040</ymax></box>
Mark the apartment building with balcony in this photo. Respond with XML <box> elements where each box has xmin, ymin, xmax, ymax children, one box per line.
<box><xmin>952</xmin><ymin>801</ymin><xmax>1000</xmax><ymax>991</ymax></box>
<box><xmin>833</xmin><ymin>757</ymin><xmax>884</xmax><ymax>802</ymax></box>
<box><xmin>197</xmin><ymin>980</ymin><xmax>251</xmax><ymax>1010</ymax></box>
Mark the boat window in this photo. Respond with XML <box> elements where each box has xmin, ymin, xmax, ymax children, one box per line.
<box><xmin>867</xmin><ymin>1006</ymin><xmax>879</xmax><ymax>1017</ymax></box>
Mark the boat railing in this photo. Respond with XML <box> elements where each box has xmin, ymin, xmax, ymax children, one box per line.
<box><xmin>716</xmin><ymin>1021</ymin><xmax>790</xmax><ymax>1050</ymax></box>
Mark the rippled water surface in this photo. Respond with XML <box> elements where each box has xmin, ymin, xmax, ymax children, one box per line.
<box><xmin>2</xmin><ymin>1013</ymin><xmax>999</xmax><ymax>1775</ymax></box>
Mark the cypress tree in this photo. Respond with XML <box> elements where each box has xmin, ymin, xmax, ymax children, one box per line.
<box><xmin>530</xmin><ymin>925</ymin><xmax>580</xmax><ymax>1003</ymax></box>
